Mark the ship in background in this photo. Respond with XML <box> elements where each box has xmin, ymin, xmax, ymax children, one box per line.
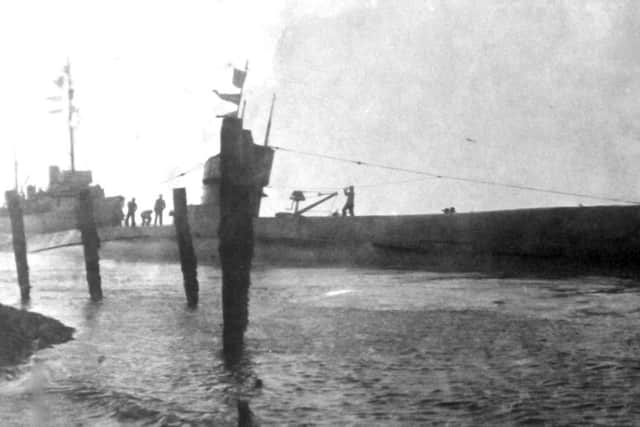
<box><xmin>0</xmin><ymin>165</ymin><xmax>124</xmax><ymax>234</ymax></box>
<box><xmin>0</xmin><ymin>59</ymin><xmax>123</xmax><ymax>235</ymax></box>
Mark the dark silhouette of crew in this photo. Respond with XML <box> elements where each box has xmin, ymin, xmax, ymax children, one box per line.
<box><xmin>342</xmin><ymin>185</ymin><xmax>355</xmax><ymax>216</ymax></box>
<box><xmin>125</xmin><ymin>197</ymin><xmax>137</xmax><ymax>227</ymax></box>
<box><xmin>140</xmin><ymin>209</ymin><xmax>152</xmax><ymax>226</ymax></box>
<box><xmin>154</xmin><ymin>194</ymin><xmax>166</xmax><ymax>226</ymax></box>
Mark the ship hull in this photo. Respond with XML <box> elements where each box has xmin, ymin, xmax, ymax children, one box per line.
<box><xmin>0</xmin><ymin>197</ymin><xmax>122</xmax><ymax>235</ymax></box>
<box><xmin>10</xmin><ymin>203</ymin><xmax>640</xmax><ymax>276</ymax></box>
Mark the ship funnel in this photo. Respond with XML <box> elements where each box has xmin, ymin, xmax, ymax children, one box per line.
<box><xmin>48</xmin><ymin>166</ymin><xmax>61</xmax><ymax>190</ymax></box>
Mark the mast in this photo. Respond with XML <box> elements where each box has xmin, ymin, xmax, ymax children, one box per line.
<box><xmin>65</xmin><ymin>58</ymin><xmax>76</xmax><ymax>172</ymax></box>
<box><xmin>263</xmin><ymin>94</ymin><xmax>276</xmax><ymax>147</ymax></box>
<box><xmin>13</xmin><ymin>146</ymin><xmax>18</xmax><ymax>191</ymax></box>
<box><xmin>237</xmin><ymin>60</ymin><xmax>248</xmax><ymax>116</ymax></box>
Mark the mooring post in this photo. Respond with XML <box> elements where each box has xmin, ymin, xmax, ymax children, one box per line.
<box><xmin>77</xmin><ymin>189</ymin><xmax>102</xmax><ymax>301</ymax></box>
<box><xmin>173</xmin><ymin>187</ymin><xmax>199</xmax><ymax>307</ymax></box>
<box><xmin>219</xmin><ymin>117</ymin><xmax>255</xmax><ymax>354</ymax></box>
<box><xmin>5</xmin><ymin>191</ymin><xmax>30</xmax><ymax>302</ymax></box>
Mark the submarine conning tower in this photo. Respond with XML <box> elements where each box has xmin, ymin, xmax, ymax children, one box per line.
<box><xmin>202</xmin><ymin>128</ymin><xmax>274</xmax><ymax>217</ymax></box>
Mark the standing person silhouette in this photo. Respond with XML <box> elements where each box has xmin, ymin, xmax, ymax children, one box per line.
<box><xmin>125</xmin><ymin>197</ymin><xmax>137</xmax><ymax>227</ymax></box>
<box><xmin>342</xmin><ymin>186</ymin><xmax>355</xmax><ymax>216</ymax></box>
<box><xmin>154</xmin><ymin>194</ymin><xmax>166</xmax><ymax>226</ymax></box>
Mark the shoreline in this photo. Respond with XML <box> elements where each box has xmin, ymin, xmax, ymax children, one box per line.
<box><xmin>0</xmin><ymin>303</ymin><xmax>74</xmax><ymax>368</ymax></box>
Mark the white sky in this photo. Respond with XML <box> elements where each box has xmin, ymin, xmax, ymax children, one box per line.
<box><xmin>1</xmin><ymin>0</ymin><xmax>639</xmax><ymax>215</ymax></box>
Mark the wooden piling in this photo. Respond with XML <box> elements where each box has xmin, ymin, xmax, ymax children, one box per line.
<box><xmin>76</xmin><ymin>189</ymin><xmax>102</xmax><ymax>301</ymax></box>
<box><xmin>219</xmin><ymin>117</ymin><xmax>255</xmax><ymax>353</ymax></box>
<box><xmin>173</xmin><ymin>187</ymin><xmax>199</xmax><ymax>307</ymax></box>
<box><xmin>5</xmin><ymin>191</ymin><xmax>30</xmax><ymax>302</ymax></box>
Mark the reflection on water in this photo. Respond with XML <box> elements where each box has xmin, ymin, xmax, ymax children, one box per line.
<box><xmin>1</xmin><ymin>248</ymin><xmax>640</xmax><ymax>425</ymax></box>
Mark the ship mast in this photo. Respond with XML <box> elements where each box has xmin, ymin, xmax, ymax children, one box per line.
<box><xmin>64</xmin><ymin>58</ymin><xmax>76</xmax><ymax>172</ymax></box>
<box><xmin>13</xmin><ymin>146</ymin><xmax>18</xmax><ymax>191</ymax></box>
<box><xmin>237</xmin><ymin>60</ymin><xmax>248</xmax><ymax>116</ymax></box>
<box><xmin>48</xmin><ymin>58</ymin><xmax>79</xmax><ymax>173</ymax></box>
<box><xmin>263</xmin><ymin>94</ymin><xmax>276</xmax><ymax>147</ymax></box>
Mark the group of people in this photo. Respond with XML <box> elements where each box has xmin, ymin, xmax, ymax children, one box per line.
<box><xmin>122</xmin><ymin>194</ymin><xmax>166</xmax><ymax>227</ymax></box>
<box><xmin>117</xmin><ymin>186</ymin><xmax>355</xmax><ymax>226</ymax></box>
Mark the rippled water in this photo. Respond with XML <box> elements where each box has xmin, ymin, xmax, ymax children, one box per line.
<box><xmin>2</xmin><ymin>248</ymin><xmax>640</xmax><ymax>425</ymax></box>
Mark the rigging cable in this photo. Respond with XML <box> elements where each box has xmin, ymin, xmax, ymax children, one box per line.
<box><xmin>265</xmin><ymin>177</ymin><xmax>432</xmax><ymax>196</ymax></box>
<box><xmin>160</xmin><ymin>162</ymin><xmax>205</xmax><ymax>184</ymax></box>
<box><xmin>270</xmin><ymin>145</ymin><xmax>640</xmax><ymax>205</ymax></box>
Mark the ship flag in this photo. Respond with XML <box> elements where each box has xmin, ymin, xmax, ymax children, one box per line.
<box><xmin>213</xmin><ymin>60</ymin><xmax>248</xmax><ymax>116</ymax></box>
<box><xmin>213</xmin><ymin>90</ymin><xmax>241</xmax><ymax>105</ymax></box>
<box><xmin>53</xmin><ymin>75</ymin><xmax>65</xmax><ymax>88</ymax></box>
<box><xmin>233</xmin><ymin>60</ymin><xmax>249</xmax><ymax>116</ymax></box>
<box><xmin>232</xmin><ymin>67</ymin><xmax>247</xmax><ymax>89</ymax></box>
<box><xmin>216</xmin><ymin>110</ymin><xmax>238</xmax><ymax>118</ymax></box>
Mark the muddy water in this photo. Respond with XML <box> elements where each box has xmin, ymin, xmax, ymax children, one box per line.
<box><xmin>1</xmin><ymin>248</ymin><xmax>640</xmax><ymax>425</ymax></box>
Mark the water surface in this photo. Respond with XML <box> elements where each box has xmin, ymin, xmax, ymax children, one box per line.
<box><xmin>1</xmin><ymin>248</ymin><xmax>640</xmax><ymax>425</ymax></box>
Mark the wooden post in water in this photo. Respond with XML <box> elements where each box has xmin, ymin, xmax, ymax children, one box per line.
<box><xmin>219</xmin><ymin>117</ymin><xmax>255</xmax><ymax>354</ymax></box>
<box><xmin>5</xmin><ymin>191</ymin><xmax>30</xmax><ymax>302</ymax></box>
<box><xmin>77</xmin><ymin>189</ymin><xmax>102</xmax><ymax>301</ymax></box>
<box><xmin>173</xmin><ymin>187</ymin><xmax>199</xmax><ymax>307</ymax></box>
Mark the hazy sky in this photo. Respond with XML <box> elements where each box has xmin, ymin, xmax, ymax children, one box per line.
<box><xmin>1</xmin><ymin>0</ymin><xmax>639</xmax><ymax>215</ymax></box>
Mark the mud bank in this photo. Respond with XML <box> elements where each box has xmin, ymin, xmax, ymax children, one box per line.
<box><xmin>0</xmin><ymin>304</ymin><xmax>74</xmax><ymax>366</ymax></box>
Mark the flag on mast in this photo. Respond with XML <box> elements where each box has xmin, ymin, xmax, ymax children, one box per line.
<box><xmin>213</xmin><ymin>60</ymin><xmax>248</xmax><ymax>116</ymax></box>
<box><xmin>213</xmin><ymin>90</ymin><xmax>241</xmax><ymax>105</ymax></box>
<box><xmin>236</xmin><ymin>60</ymin><xmax>248</xmax><ymax>114</ymax></box>
<box><xmin>216</xmin><ymin>110</ymin><xmax>238</xmax><ymax>118</ymax></box>
<box><xmin>232</xmin><ymin>68</ymin><xmax>247</xmax><ymax>89</ymax></box>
